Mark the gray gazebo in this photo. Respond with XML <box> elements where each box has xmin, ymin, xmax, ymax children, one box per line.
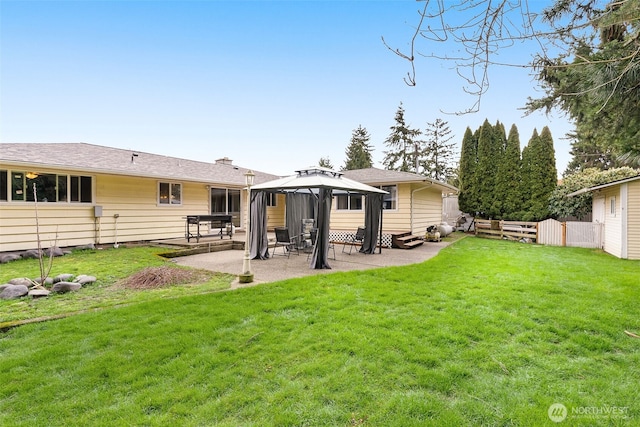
<box><xmin>249</xmin><ymin>167</ymin><xmax>388</xmax><ymax>269</ymax></box>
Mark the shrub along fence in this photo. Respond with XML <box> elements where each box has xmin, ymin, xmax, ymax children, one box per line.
<box><xmin>475</xmin><ymin>218</ymin><xmax>604</xmax><ymax>249</ymax></box>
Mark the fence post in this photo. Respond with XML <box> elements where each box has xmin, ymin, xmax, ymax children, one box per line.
<box><xmin>561</xmin><ymin>222</ymin><xmax>567</xmax><ymax>247</ymax></box>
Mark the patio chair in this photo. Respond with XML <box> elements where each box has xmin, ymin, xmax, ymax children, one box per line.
<box><xmin>301</xmin><ymin>218</ymin><xmax>315</xmax><ymax>250</ymax></box>
<box><xmin>273</xmin><ymin>227</ymin><xmax>300</xmax><ymax>258</ymax></box>
<box><xmin>306</xmin><ymin>228</ymin><xmax>336</xmax><ymax>260</ymax></box>
<box><xmin>342</xmin><ymin>226</ymin><xmax>366</xmax><ymax>254</ymax></box>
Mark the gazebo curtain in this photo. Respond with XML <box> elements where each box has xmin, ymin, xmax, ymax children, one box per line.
<box><xmin>250</xmin><ymin>191</ymin><xmax>270</xmax><ymax>260</ymax></box>
<box><xmin>310</xmin><ymin>188</ymin><xmax>333</xmax><ymax>269</ymax></box>
<box><xmin>285</xmin><ymin>193</ymin><xmax>316</xmax><ymax>239</ymax></box>
<box><xmin>361</xmin><ymin>193</ymin><xmax>383</xmax><ymax>254</ymax></box>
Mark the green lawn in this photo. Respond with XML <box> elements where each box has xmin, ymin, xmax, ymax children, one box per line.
<box><xmin>1</xmin><ymin>238</ymin><xmax>638</xmax><ymax>426</ymax></box>
<box><xmin>0</xmin><ymin>246</ymin><xmax>234</xmax><ymax>327</ymax></box>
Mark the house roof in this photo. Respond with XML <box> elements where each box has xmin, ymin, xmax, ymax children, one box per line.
<box><xmin>0</xmin><ymin>143</ymin><xmax>278</xmax><ymax>186</ymax></box>
<box><xmin>568</xmin><ymin>174</ymin><xmax>640</xmax><ymax>197</ymax></box>
<box><xmin>341</xmin><ymin>167</ymin><xmax>458</xmax><ymax>193</ymax></box>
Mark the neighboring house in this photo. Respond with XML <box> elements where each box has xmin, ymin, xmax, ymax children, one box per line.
<box><xmin>0</xmin><ymin>143</ymin><xmax>279</xmax><ymax>252</ymax></box>
<box><xmin>572</xmin><ymin>175</ymin><xmax>640</xmax><ymax>260</ymax></box>
<box><xmin>338</xmin><ymin>168</ymin><xmax>458</xmax><ymax>235</ymax></box>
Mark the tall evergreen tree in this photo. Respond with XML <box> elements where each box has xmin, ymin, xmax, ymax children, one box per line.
<box><xmin>521</xmin><ymin>127</ymin><xmax>557</xmax><ymax>221</ymax></box>
<box><xmin>382</xmin><ymin>103</ymin><xmax>422</xmax><ymax>172</ymax></box>
<box><xmin>495</xmin><ymin>124</ymin><xmax>523</xmax><ymax>219</ymax></box>
<box><xmin>421</xmin><ymin>118</ymin><xmax>457</xmax><ymax>181</ymax></box>
<box><xmin>457</xmin><ymin>127</ymin><xmax>479</xmax><ymax>215</ymax></box>
<box><xmin>520</xmin><ymin>129</ymin><xmax>536</xmax><ymax>218</ymax></box>
<box><xmin>475</xmin><ymin>119</ymin><xmax>502</xmax><ymax>218</ymax></box>
<box><xmin>318</xmin><ymin>156</ymin><xmax>334</xmax><ymax>170</ymax></box>
<box><xmin>343</xmin><ymin>125</ymin><xmax>374</xmax><ymax>170</ymax></box>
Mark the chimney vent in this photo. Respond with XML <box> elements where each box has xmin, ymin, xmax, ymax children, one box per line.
<box><xmin>215</xmin><ymin>157</ymin><xmax>233</xmax><ymax>165</ymax></box>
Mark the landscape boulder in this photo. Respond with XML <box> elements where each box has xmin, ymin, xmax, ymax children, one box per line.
<box><xmin>51</xmin><ymin>281</ymin><xmax>82</xmax><ymax>293</ymax></box>
<box><xmin>53</xmin><ymin>273</ymin><xmax>75</xmax><ymax>283</ymax></box>
<box><xmin>0</xmin><ymin>284</ymin><xmax>29</xmax><ymax>299</ymax></box>
<box><xmin>29</xmin><ymin>289</ymin><xmax>51</xmax><ymax>298</ymax></box>
<box><xmin>21</xmin><ymin>250</ymin><xmax>40</xmax><ymax>259</ymax></box>
<box><xmin>75</xmin><ymin>275</ymin><xmax>97</xmax><ymax>285</ymax></box>
<box><xmin>46</xmin><ymin>247</ymin><xmax>67</xmax><ymax>257</ymax></box>
<box><xmin>0</xmin><ymin>253</ymin><xmax>21</xmax><ymax>264</ymax></box>
<box><xmin>74</xmin><ymin>244</ymin><xmax>95</xmax><ymax>251</ymax></box>
<box><xmin>9</xmin><ymin>278</ymin><xmax>33</xmax><ymax>287</ymax></box>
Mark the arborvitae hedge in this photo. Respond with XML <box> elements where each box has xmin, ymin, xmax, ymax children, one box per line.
<box><xmin>458</xmin><ymin>121</ymin><xmax>557</xmax><ymax>221</ymax></box>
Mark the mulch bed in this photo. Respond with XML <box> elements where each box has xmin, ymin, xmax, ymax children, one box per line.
<box><xmin>118</xmin><ymin>266</ymin><xmax>219</xmax><ymax>290</ymax></box>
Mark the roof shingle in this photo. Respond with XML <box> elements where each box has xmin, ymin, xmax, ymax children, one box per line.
<box><xmin>0</xmin><ymin>143</ymin><xmax>279</xmax><ymax>185</ymax></box>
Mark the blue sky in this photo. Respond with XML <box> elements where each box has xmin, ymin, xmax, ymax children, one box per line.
<box><xmin>1</xmin><ymin>0</ymin><xmax>573</xmax><ymax>177</ymax></box>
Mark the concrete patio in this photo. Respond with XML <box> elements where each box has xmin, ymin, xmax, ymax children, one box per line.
<box><xmin>170</xmin><ymin>234</ymin><xmax>458</xmax><ymax>287</ymax></box>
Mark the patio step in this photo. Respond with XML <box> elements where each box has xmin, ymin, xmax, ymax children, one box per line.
<box><xmin>391</xmin><ymin>232</ymin><xmax>424</xmax><ymax>249</ymax></box>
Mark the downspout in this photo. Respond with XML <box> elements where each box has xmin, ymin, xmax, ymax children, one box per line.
<box><xmin>411</xmin><ymin>183</ymin><xmax>433</xmax><ymax>234</ymax></box>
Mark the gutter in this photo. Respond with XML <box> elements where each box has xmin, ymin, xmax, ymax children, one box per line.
<box><xmin>0</xmin><ymin>160</ymin><xmax>250</xmax><ymax>187</ymax></box>
<box><xmin>567</xmin><ymin>187</ymin><xmax>592</xmax><ymax>197</ymax></box>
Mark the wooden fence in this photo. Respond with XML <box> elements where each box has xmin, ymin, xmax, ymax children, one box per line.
<box><xmin>538</xmin><ymin>218</ymin><xmax>604</xmax><ymax>248</ymax></box>
<box><xmin>474</xmin><ymin>219</ymin><xmax>538</xmax><ymax>242</ymax></box>
<box><xmin>475</xmin><ymin>218</ymin><xmax>604</xmax><ymax>249</ymax></box>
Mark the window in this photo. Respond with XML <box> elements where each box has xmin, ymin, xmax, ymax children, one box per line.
<box><xmin>336</xmin><ymin>194</ymin><xmax>363</xmax><ymax>210</ymax></box>
<box><xmin>610</xmin><ymin>196</ymin><xmax>616</xmax><ymax>217</ymax></box>
<box><xmin>266</xmin><ymin>192</ymin><xmax>277</xmax><ymax>207</ymax></box>
<box><xmin>159</xmin><ymin>182</ymin><xmax>182</xmax><ymax>205</ymax></box>
<box><xmin>0</xmin><ymin>170</ymin><xmax>7</xmax><ymax>201</ymax></box>
<box><xmin>210</xmin><ymin>187</ymin><xmax>241</xmax><ymax>227</ymax></box>
<box><xmin>70</xmin><ymin>176</ymin><xmax>93</xmax><ymax>203</ymax></box>
<box><xmin>381</xmin><ymin>185</ymin><xmax>397</xmax><ymax>210</ymax></box>
<box><xmin>7</xmin><ymin>171</ymin><xmax>93</xmax><ymax>203</ymax></box>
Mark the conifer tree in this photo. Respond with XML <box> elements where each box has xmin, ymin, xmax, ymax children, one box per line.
<box><xmin>495</xmin><ymin>124</ymin><xmax>523</xmax><ymax>219</ymax></box>
<box><xmin>421</xmin><ymin>118</ymin><xmax>457</xmax><ymax>181</ymax></box>
<box><xmin>382</xmin><ymin>103</ymin><xmax>422</xmax><ymax>172</ymax></box>
<box><xmin>520</xmin><ymin>129</ymin><xmax>536</xmax><ymax>218</ymax></box>
<box><xmin>521</xmin><ymin>127</ymin><xmax>557</xmax><ymax>221</ymax></box>
<box><xmin>457</xmin><ymin>127</ymin><xmax>479</xmax><ymax>215</ymax></box>
<box><xmin>343</xmin><ymin>125</ymin><xmax>374</xmax><ymax>170</ymax></box>
<box><xmin>318</xmin><ymin>156</ymin><xmax>334</xmax><ymax>170</ymax></box>
<box><xmin>475</xmin><ymin>119</ymin><xmax>502</xmax><ymax>218</ymax></box>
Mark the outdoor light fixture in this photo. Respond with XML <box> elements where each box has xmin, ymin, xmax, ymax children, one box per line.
<box><xmin>26</xmin><ymin>172</ymin><xmax>39</xmax><ymax>179</ymax></box>
<box><xmin>245</xmin><ymin>169</ymin><xmax>255</xmax><ymax>187</ymax></box>
<box><xmin>239</xmin><ymin>170</ymin><xmax>255</xmax><ymax>283</ymax></box>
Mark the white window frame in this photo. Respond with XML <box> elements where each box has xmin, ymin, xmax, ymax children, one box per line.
<box><xmin>2</xmin><ymin>169</ymin><xmax>94</xmax><ymax>203</ymax></box>
<box><xmin>335</xmin><ymin>194</ymin><xmax>363</xmax><ymax>211</ymax></box>
<box><xmin>158</xmin><ymin>181</ymin><xmax>182</xmax><ymax>206</ymax></box>
<box><xmin>380</xmin><ymin>185</ymin><xmax>397</xmax><ymax>210</ymax></box>
<box><xmin>610</xmin><ymin>196</ymin><xmax>616</xmax><ymax>217</ymax></box>
<box><xmin>266</xmin><ymin>192</ymin><xmax>277</xmax><ymax>207</ymax></box>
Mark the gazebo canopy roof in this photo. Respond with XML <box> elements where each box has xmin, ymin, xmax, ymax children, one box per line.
<box><xmin>251</xmin><ymin>167</ymin><xmax>388</xmax><ymax>195</ymax></box>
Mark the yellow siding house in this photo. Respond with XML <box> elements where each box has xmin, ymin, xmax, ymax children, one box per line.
<box><xmin>0</xmin><ymin>143</ymin><xmax>279</xmax><ymax>252</ymax></box>
<box><xmin>336</xmin><ymin>168</ymin><xmax>458</xmax><ymax>237</ymax></box>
